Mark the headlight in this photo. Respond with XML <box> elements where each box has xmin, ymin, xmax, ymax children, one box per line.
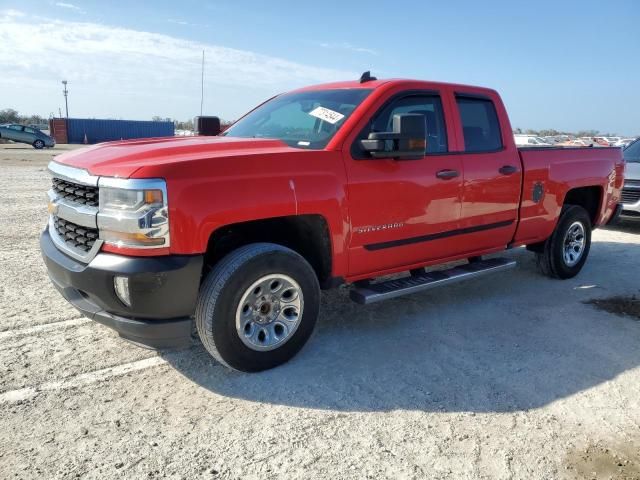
<box><xmin>97</xmin><ymin>178</ymin><xmax>170</xmax><ymax>248</ymax></box>
<box><xmin>100</xmin><ymin>188</ymin><xmax>164</xmax><ymax>211</ymax></box>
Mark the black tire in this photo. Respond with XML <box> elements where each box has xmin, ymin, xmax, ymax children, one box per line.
<box><xmin>195</xmin><ymin>243</ymin><xmax>320</xmax><ymax>372</ymax></box>
<box><xmin>33</xmin><ymin>139</ymin><xmax>45</xmax><ymax>149</ymax></box>
<box><xmin>535</xmin><ymin>205</ymin><xmax>592</xmax><ymax>279</ymax></box>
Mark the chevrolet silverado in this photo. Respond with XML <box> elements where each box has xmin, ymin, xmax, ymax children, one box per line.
<box><xmin>41</xmin><ymin>74</ymin><xmax>625</xmax><ymax>372</ymax></box>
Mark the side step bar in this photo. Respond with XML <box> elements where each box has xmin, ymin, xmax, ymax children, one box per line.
<box><xmin>349</xmin><ymin>257</ymin><xmax>516</xmax><ymax>305</ymax></box>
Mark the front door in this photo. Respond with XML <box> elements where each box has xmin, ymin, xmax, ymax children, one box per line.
<box><xmin>343</xmin><ymin>93</ymin><xmax>464</xmax><ymax>277</ymax></box>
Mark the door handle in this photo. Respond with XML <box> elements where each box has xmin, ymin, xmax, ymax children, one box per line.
<box><xmin>436</xmin><ymin>169</ymin><xmax>460</xmax><ymax>179</ymax></box>
<box><xmin>499</xmin><ymin>165</ymin><xmax>518</xmax><ymax>175</ymax></box>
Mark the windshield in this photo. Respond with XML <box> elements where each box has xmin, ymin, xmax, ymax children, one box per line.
<box><xmin>222</xmin><ymin>89</ymin><xmax>372</xmax><ymax>149</ymax></box>
<box><xmin>624</xmin><ymin>139</ymin><xmax>640</xmax><ymax>163</ymax></box>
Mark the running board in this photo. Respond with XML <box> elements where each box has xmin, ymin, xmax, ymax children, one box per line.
<box><xmin>349</xmin><ymin>257</ymin><xmax>516</xmax><ymax>305</ymax></box>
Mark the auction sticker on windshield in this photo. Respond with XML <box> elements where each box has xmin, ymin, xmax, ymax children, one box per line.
<box><xmin>308</xmin><ymin>106</ymin><xmax>345</xmax><ymax>124</ymax></box>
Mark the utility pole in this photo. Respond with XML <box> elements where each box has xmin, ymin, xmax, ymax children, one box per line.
<box><xmin>62</xmin><ymin>80</ymin><xmax>69</xmax><ymax>118</ymax></box>
<box><xmin>200</xmin><ymin>50</ymin><xmax>205</xmax><ymax>116</ymax></box>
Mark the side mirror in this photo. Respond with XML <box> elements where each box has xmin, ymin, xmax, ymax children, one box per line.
<box><xmin>195</xmin><ymin>116</ymin><xmax>221</xmax><ymax>136</ymax></box>
<box><xmin>360</xmin><ymin>113</ymin><xmax>426</xmax><ymax>159</ymax></box>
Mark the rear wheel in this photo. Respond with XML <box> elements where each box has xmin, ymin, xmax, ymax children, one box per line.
<box><xmin>195</xmin><ymin>243</ymin><xmax>320</xmax><ymax>372</ymax></box>
<box><xmin>536</xmin><ymin>205</ymin><xmax>592</xmax><ymax>279</ymax></box>
<box><xmin>33</xmin><ymin>139</ymin><xmax>45</xmax><ymax>149</ymax></box>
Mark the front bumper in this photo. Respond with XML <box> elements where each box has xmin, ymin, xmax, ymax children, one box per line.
<box><xmin>40</xmin><ymin>228</ymin><xmax>203</xmax><ymax>348</ymax></box>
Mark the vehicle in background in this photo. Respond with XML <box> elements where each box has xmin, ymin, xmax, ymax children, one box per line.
<box><xmin>620</xmin><ymin>138</ymin><xmax>640</xmax><ymax>219</ymax></box>
<box><xmin>175</xmin><ymin>129</ymin><xmax>196</xmax><ymax>136</ymax></box>
<box><xmin>40</xmin><ymin>76</ymin><xmax>624</xmax><ymax>372</ymax></box>
<box><xmin>0</xmin><ymin>124</ymin><xmax>55</xmax><ymax>149</ymax></box>
<box><xmin>594</xmin><ymin>136</ymin><xmax>621</xmax><ymax>146</ymax></box>
<box><xmin>557</xmin><ymin>138</ymin><xmax>595</xmax><ymax>147</ymax></box>
<box><xmin>514</xmin><ymin>134</ymin><xmax>553</xmax><ymax>147</ymax></box>
<box><xmin>614</xmin><ymin>138</ymin><xmax>636</xmax><ymax>148</ymax></box>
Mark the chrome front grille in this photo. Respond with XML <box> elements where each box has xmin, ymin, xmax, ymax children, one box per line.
<box><xmin>52</xmin><ymin>177</ymin><xmax>99</xmax><ymax>207</ymax></box>
<box><xmin>52</xmin><ymin>216</ymin><xmax>99</xmax><ymax>252</ymax></box>
<box><xmin>621</xmin><ymin>188</ymin><xmax>640</xmax><ymax>204</ymax></box>
<box><xmin>47</xmin><ymin>161</ymin><xmax>102</xmax><ymax>263</ymax></box>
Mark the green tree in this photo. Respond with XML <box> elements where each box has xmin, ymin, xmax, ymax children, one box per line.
<box><xmin>576</xmin><ymin>130</ymin><xmax>599</xmax><ymax>138</ymax></box>
<box><xmin>0</xmin><ymin>108</ymin><xmax>20</xmax><ymax>124</ymax></box>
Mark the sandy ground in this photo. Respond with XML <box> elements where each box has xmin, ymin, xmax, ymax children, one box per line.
<box><xmin>1</xmin><ymin>143</ymin><xmax>639</xmax><ymax>479</ymax></box>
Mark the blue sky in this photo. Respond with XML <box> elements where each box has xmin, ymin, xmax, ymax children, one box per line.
<box><xmin>1</xmin><ymin>0</ymin><xmax>638</xmax><ymax>134</ymax></box>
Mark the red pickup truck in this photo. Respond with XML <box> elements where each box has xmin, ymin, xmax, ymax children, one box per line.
<box><xmin>41</xmin><ymin>74</ymin><xmax>624</xmax><ymax>372</ymax></box>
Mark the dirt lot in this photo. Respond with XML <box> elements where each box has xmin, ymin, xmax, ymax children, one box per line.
<box><xmin>1</xmin><ymin>143</ymin><xmax>640</xmax><ymax>479</ymax></box>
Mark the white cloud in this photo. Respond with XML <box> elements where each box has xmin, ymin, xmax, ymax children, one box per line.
<box><xmin>1</xmin><ymin>9</ymin><xmax>25</xmax><ymax>17</ymax></box>
<box><xmin>167</xmin><ymin>18</ymin><xmax>209</xmax><ymax>28</ymax></box>
<box><xmin>318</xmin><ymin>42</ymin><xmax>377</xmax><ymax>56</ymax></box>
<box><xmin>54</xmin><ymin>2</ymin><xmax>83</xmax><ymax>12</ymax></box>
<box><xmin>167</xmin><ymin>19</ymin><xmax>189</xmax><ymax>26</ymax></box>
<box><xmin>0</xmin><ymin>16</ymin><xmax>354</xmax><ymax>120</ymax></box>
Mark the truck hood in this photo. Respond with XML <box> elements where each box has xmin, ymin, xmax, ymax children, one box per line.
<box><xmin>52</xmin><ymin>136</ymin><xmax>296</xmax><ymax>178</ymax></box>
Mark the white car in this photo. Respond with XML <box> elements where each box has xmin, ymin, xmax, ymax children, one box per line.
<box><xmin>614</xmin><ymin>138</ymin><xmax>636</xmax><ymax>148</ymax></box>
<box><xmin>621</xmin><ymin>139</ymin><xmax>640</xmax><ymax>219</ymax></box>
<box><xmin>594</xmin><ymin>136</ymin><xmax>621</xmax><ymax>146</ymax></box>
<box><xmin>514</xmin><ymin>134</ymin><xmax>553</xmax><ymax>147</ymax></box>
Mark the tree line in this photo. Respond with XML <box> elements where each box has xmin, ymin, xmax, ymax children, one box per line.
<box><xmin>0</xmin><ymin>109</ymin><xmax>48</xmax><ymax>126</ymax></box>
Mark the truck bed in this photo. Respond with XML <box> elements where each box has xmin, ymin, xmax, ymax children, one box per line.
<box><xmin>514</xmin><ymin>146</ymin><xmax>624</xmax><ymax>246</ymax></box>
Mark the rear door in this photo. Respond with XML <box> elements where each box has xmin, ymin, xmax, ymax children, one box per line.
<box><xmin>342</xmin><ymin>89</ymin><xmax>464</xmax><ymax>277</ymax></box>
<box><xmin>23</xmin><ymin>126</ymin><xmax>38</xmax><ymax>143</ymax></box>
<box><xmin>453</xmin><ymin>93</ymin><xmax>522</xmax><ymax>251</ymax></box>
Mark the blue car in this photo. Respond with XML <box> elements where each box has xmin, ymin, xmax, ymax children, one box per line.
<box><xmin>0</xmin><ymin>124</ymin><xmax>56</xmax><ymax>149</ymax></box>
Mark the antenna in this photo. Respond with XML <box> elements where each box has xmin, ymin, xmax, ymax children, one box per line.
<box><xmin>359</xmin><ymin>71</ymin><xmax>377</xmax><ymax>83</ymax></box>
<box><xmin>200</xmin><ymin>50</ymin><xmax>205</xmax><ymax>116</ymax></box>
<box><xmin>62</xmin><ymin>80</ymin><xmax>69</xmax><ymax>118</ymax></box>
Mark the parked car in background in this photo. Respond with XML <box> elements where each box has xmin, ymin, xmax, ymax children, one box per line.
<box><xmin>621</xmin><ymin>138</ymin><xmax>640</xmax><ymax>219</ymax></box>
<box><xmin>0</xmin><ymin>124</ymin><xmax>55</xmax><ymax>149</ymax></box>
<box><xmin>594</xmin><ymin>136</ymin><xmax>620</xmax><ymax>146</ymax></box>
<box><xmin>558</xmin><ymin>138</ymin><xmax>596</xmax><ymax>147</ymax></box>
<box><xmin>514</xmin><ymin>134</ymin><xmax>553</xmax><ymax>147</ymax></box>
<box><xmin>592</xmin><ymin>137</ymin><xmax>616</xmax><ymax>146</ymax></box>
<box><xmin>614</xmin><ymin>138</ymin><xmax>636</xmax><ymax>148</ymax></box>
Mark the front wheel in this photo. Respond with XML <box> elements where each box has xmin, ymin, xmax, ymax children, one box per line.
<box><xmin>195</xmin><ymin>243</ymin><xmax>320</xmax><ymax>372</ymax></box>
<box><xmin>536</xmin><ymin>205</ymin><xmax>592</xmax><ymax>279</ymax></box>
<box><xmin>33</xmin><ymin>139</ymin><xmax>45</xmax><ymax>149</ymax></box>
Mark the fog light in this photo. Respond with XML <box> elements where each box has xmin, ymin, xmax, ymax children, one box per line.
<box><xmin>114</xmin><ymin>276</ymin><xmax>131</xmax><ymax>307</ymax></box>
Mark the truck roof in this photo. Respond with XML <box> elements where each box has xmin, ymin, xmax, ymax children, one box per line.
<box><xmin>294</xmin><ymin>78</ymin><xmax>499</xmax><ymax>97</ymax></box>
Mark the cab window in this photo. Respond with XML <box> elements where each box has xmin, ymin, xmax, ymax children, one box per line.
<box><xmin>456</xmin><ymin>96</ymin><xmax>503</xmax><ymax>152</ymax></box>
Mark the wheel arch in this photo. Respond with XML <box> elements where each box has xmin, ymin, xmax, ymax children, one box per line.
<box><xmin>203</xmin><ymin>214</ymin><xmax>336</xmax><ymax>289</ymax></box>
<box><xmin>561</xmin><ymin>185</ymin><xmax>603</xmax><ymax>225</ymax></box>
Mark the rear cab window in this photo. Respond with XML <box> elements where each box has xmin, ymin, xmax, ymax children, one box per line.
<box><xmin>456</xmin><ymin>96</ymin><xmax>503</xmax><ymax>152</ymax></box>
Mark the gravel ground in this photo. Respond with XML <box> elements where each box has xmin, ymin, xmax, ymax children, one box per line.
<box><xmin>1</xmin><ymin>143</ymin><xmax>639</xmax><ymax>479</ymax></box>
